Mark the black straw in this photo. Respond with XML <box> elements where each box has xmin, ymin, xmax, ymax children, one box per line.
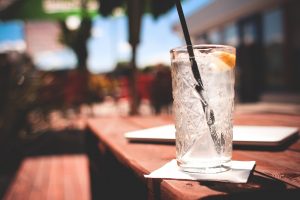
<box><xmin>175</xmin><ymin>0</ymin><xmax>203</xmax><ymax>91</ymax></box>
<box><xmin>175</xmin><ymin>0</ymin><xmax>223</xmax><ymax>154</ymax></box>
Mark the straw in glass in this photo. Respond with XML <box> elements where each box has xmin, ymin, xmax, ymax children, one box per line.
<box><xmin>175</xmin><ymin>0</ymin><xmax>223</xmax><ymax>154</ymax></box>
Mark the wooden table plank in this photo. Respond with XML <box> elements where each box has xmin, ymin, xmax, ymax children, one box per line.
<box><xmin>88</xmin><ymin>117</ymin><xmax>175</xmax><ymax>178</ymax></box>
<box><xmin>232</xmin><ymin>150</ymin><xmax>300</xmax><ymax>188</ymax></box>
<box><xmin>4</xmin><ymin>157</ymin><xmax>43</xmax><ymax>200</ymax></box>
<box><xmin>87</xmin><ymin>114</ymin><xmax>300</xmax><ymax>199</ymax></box>
<box><xmin>74</xmin><ymin>155</ymin><xmax>91</xmax><ymax>200</ymax></box>
<box><xmin>29</xmin><ymin>157</ymin><xmax>51</xmax><ymax>200</ymax></box>
<box><xmin>3</xmin><ymin>155</ymin><xmax>90</xmax><ymax>200</ymax></box>
<box><xmin>63</xmin><ymin>156</ymin><xmax>76</xmax><ymax>200</ymax></box>
<box><xmin>63</xmin><ymin>155</ymin><xmax>90</xmax><ymax>200</ymax></box>
<box><xmin>47</xmin><ymin>156</ymin><xmax>64</xmax><ymax>200</ymax></box>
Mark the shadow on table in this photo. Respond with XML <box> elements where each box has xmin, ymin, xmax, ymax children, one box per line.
<box><xmin>21</xmin><ymin>129</ymin><xmax>86</xmax><ymax>157</ymax></box>
<box><xmin>86</xmin><ymin>131</ymin><xmax>149</xmax><ymax>200</ymax></box>
<box><xmin>200</xmin><ymin>173</ymin><xmax>300</xmax><ymax>200</ymax></box>
<box><xmin>0</xmin><ymin>129</ymin><xmax>86</xmax><ymax>199</ymax></box>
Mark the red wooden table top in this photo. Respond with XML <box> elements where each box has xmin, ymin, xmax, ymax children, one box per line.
<box><xmin>4</xmin><ymin>155</ymin><xmax>90</xmax><ymax>200</ymax></box>
<box><xmin>87</xmin><ymin>113</ymin><xmax>300</xmax><ymax>199</ymax></box>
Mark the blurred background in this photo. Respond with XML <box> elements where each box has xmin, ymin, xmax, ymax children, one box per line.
<box><xmin>0</xmin><ymin>0</ymin><xmax>300</xmax><ymax>199</ymax></box>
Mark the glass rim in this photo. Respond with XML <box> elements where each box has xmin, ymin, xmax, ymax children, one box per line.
<box><xmin>170</xmin><ymin>44</ymin><xmax>235</xmax><ymax>53</ymax></box>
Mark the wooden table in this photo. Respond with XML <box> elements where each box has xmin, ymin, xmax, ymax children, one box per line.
<box><xmin>86</xmin><ymin>113</ymin><xmax>300</xmax><ymax>200</ymax></box>
<box><xmin>4</xmin><ymin>155</ymin><xmax>90</xmax><ymax>200</ymax></box>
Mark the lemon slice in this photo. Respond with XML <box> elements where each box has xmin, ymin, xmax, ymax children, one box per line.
<box><xmin>212</xmin><ymin>51</ymin><xmax>236</xmax><ymax>70</ymax></box>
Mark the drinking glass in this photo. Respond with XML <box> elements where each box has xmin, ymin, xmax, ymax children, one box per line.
<box><xmin>170</xmin><ymin>44</ymin><xmax>236</xmax><ymax>173</ymax></box>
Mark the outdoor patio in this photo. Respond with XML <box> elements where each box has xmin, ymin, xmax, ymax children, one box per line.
<box><xmin>1</xmin><ymin>0</ymin><xmax>300</xmax><ymax>199</ymax></box>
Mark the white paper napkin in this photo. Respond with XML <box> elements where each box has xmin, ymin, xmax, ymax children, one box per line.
<box><xmin>145</xmin><ymin>160</ymin><xmax>256</xmax><ymax>183</ymax></box>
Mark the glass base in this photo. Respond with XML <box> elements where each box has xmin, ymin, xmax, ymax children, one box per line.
<box><xmin>177</xmin><ymin>160</ymin><xmax>231</xmax><ymax>174</ymax></box>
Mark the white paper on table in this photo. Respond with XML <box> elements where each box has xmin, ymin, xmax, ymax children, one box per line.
<box><xmin>125</xmin><ymin>125</ymin><xmax>298</xmax><ymax>146</ymax></box>
<box><xmin>145</xmin><ymin>160</ymin><xmax>256</xmax><ymax>183</ymax></box>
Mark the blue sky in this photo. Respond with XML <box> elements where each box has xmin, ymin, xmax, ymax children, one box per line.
<box><xmin>0</xmin><ymin>21</ymin><xmax>24</xmax><ymax>41</ymax></box>
<box><xmin>0</xmin><ymin>0</ymin><xmax>211</xmax><ymax>73</ymax></box>
<box><xmin>88</xmin><ymin>0</ymin><xmax>211</xmax><ymax>73</ymax></box>
<box><xmin>0</xmin><ymin>20</ymin><xmax>25</xmax><ymax>52</ymax></box>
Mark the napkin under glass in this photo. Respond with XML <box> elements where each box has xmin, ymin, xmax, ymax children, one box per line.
<box><xmin>145</xmin><ymin>159</ymin><xmax>256</xmax><ymax>183</ymax></box>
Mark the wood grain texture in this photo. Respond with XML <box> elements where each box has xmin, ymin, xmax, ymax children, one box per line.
<box><xmin>3</xmin><ymin>155</ymin><xmax>90</xmax><ymax>200</ymax></box>
<box><xmin>29</xmin><ymin>157</ymin><xmax>51</xmax><ymax>200</ymax></box>
<box><xmin>87</xmin><ymin>113</ymin><xmax>300</xmax><ymax>199</ymax></box>
<box><xmin>4</xmin><ymin>157</ymin><xmax>41</xmax><ymax>200</ymax></box>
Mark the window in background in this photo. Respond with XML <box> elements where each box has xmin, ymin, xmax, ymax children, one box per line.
<box><xmin>241</xmin><ymin>20</ymin><xmax>257</xmax><ymax>46</ymax></box>
<box><xmin>262</xmin><ymin>8</ymin><xmax>284</xmax><ymax>90</ymax></box>
<box><xmin>207</xmin><ymin>28</ymin><xmax>222</xmax><ymax>44</ymax></box>
<box><xmin>223</xmin><ymin>23</ymin><xmax>239</xmax><ymax>47</ymax></box>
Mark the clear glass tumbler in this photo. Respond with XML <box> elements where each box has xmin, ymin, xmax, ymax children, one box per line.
<box><xmin>170</xmin><ymin>44</ymin><xmax>236</xmax><ymax>173</ymax></box>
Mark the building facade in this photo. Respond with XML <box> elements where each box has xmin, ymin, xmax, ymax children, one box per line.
<box><xmin>175</xmin><ymin>0</ymin><xmax>300</xmax><ymax>102</ymax></box>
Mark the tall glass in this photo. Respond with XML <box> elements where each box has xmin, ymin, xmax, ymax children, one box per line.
<box><xmin>170</xmin><ymin>44</ymin><xmax>236</xmax><ymax>173</ymax></box>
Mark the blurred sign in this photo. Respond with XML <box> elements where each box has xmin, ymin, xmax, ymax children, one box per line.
<box><xmin>43</xmin><ymin>0</ymin><xmax>98</xmax><ymax>13</ymax></box>
<box><xmin>25</xmin><ymin>21</ymin><xmax>64</xmax><ymax>54</ymax></box>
